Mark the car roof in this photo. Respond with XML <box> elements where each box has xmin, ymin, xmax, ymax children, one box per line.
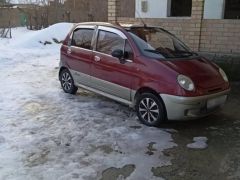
<box><xmin>74</xmin><ymin>22</ymin><xmax>161</xmax><ymax>30</ymax></box>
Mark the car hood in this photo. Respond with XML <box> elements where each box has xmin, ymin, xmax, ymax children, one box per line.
<box><xmin>162</xmin><ymin>57</ymin><xmax>225</xmax><ymax>89</ymax></box>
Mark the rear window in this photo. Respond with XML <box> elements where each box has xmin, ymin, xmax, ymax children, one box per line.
<box><xmin>71</xmin><ymin>28</ymin><xmax>94</xmax><ymax>50</ymax></box>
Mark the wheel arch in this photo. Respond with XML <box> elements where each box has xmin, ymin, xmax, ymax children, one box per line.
<box><xmin>59</xmin><ymin>66</ymin><xmax>68</xmax><ymax>80</ymax></box>
<box><xmin>134</xmin><ymin>87</ymin><xmax>168</xmax><ymax>120</ymax></box>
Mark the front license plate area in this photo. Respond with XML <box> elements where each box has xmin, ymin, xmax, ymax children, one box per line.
<box><xmin>207</xmin><ymin>95</ymin><xmax>227</xmax><ymax>109</ymax></box>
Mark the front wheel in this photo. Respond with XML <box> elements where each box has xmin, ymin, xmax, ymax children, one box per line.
<box><xmin>60</xmin><ymin>69</ymin><xmax>78</xmax><ymax>94</ymax></box>
<box><xmin>136</xmin><ymin>93</ymin><xmax>166</xmax><ymax>127</ymax></box>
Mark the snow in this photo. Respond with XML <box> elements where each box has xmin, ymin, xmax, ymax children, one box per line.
<box><xmin>0</xmin><ymin>23</ymin><xmax>177</xmax><ymax>180</ymax></box>
<box><xmin>187</xmin><ymin>137</ymin><xmax>208</xmax><ymax>149</ymax></box>
<box><xmin>12</xmin><ymin>23</ymin><xmax>73</xmax><ymax>48</ymax></box>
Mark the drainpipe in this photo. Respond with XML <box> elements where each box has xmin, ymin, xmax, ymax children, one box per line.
<box><xmin>198</xmin><ymin>0</ymin><xmax>205</xmax><ymax>52</ymax></box>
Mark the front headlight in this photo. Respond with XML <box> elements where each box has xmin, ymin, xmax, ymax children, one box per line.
<box><xmin>219</xmin><ymin>68</ymin><xmax>228</xmax><ymax>82</ymax></box>
<box><xmin>177</xmin><ymin>75</ymin><xmax>195</xmax><ymax>91</ymax></box>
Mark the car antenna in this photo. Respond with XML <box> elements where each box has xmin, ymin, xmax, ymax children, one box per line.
<box><xmin>136</xmin><ymin>10</ymin><xmax>147</xmax><ymax>28</ymax></box>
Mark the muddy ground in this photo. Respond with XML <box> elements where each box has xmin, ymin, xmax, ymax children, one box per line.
<box><xmin>101</xmin><ymin>82</ymin><xmax>240</xmax><ymax>180</ymax></box>
<box><xmin>150</xmin><ymin>82</ymin><xmax>240</xmax><ymax>180</ymax></box>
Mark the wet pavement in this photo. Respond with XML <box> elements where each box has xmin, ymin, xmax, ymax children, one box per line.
<box><xmin>152</xmin><ymin>82</ymin><xmax>240</xmax><ymax>180</ymax></box>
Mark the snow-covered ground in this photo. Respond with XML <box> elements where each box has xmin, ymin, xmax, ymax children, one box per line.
<box><xmin>0</xmin><ymin>23</ymin><xmax>177</xmax><ymax>180</ymax></box>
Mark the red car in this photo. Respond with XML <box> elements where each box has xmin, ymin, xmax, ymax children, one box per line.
<box><xmin>59</xmin><ymin>22</ymin><xmax>230</xmax><ymax>127</ymax></box>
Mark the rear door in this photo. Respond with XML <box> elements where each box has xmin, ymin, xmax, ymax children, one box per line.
<box><xmin>91</xmin><ymin>26</ymin><xmax>135</xmax><ymax>101</ymax></box>
<box><xmin>67</xmin><ymin>25</ymin><xmax>95</xmax><ymax>86</ymax></box>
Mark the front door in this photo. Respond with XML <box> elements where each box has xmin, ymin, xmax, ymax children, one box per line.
<box><xmin>67</xmin><ymin>26</ymin><xmax>95</xmax><ymax>86</ymax></box>
<box><xmin>91</xmin><ymin>26</ymin><xmax>135</xmax><ymax>101</ymax></box>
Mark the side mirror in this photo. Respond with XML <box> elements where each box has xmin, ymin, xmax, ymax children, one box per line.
<box><xmin>111</xmin><ymin>49</ymin><xmax>124</xmax><ymax>59</ymax></box>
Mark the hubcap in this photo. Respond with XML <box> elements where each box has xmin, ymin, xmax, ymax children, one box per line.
<box><xmin>61</xmin><ymin>72</ymin><xmax>72</xmax><ymax>91</ymax></box>
<box><xmin>139</xmin><ymin>98</ymin><xmax>160</xmax><ymax>123</ymax></box>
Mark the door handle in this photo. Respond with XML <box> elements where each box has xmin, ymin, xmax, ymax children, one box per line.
<box><xmin>94</xmin><ymin>56</ymin><xmax>101</xmax><ymax>62</ymax></box>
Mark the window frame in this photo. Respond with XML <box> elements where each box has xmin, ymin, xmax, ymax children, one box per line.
<box><xmin>96</xmin><ymin>30</ymin><xmax>126</xmax><ymax>56</ymax></box>
<box><xmin>94</xmin><ymin>26</ymin><xmax>134</xmax><ymax>61</ymax></box>
<box><xmin>70</xmin><ymin>25</ymin><xmax>96</xmax><ymax>50</ymax></box>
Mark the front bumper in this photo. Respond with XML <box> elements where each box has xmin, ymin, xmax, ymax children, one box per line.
<box><xmin>160</xmin><ymin>89</ymin><xmax>230</xmax><ymax>120</ymax></box>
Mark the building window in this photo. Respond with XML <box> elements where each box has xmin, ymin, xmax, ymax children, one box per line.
<box><xmin>224</xmin><ymin>0</ymin><xmax>240</xmax><ymax>19</ymax></box>
<box><xmin>170</xmin><ymin>0</ymin><xmax>192</xmax><ymax>17</ymax></box>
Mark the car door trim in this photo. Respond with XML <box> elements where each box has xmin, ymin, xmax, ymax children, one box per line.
<box><xmin>98</xmin><ymin>26</ymin><xmax>127</xmax><ymax>39</ymax></box>
<box><xmin>70</xmin><ymin>69</ymin><xmax>90</xmax><ymax>86</ymax></box>
<box><xmin>91</xmin><ymin>74</ymin><xmax>131</xmax><ymax>101</ymax></box>
<box><xmin>76</xmin><ymin>83</ymin><xmax>133</xmax><ymax>106</ymax></box>
<box><xmin>69</xmin><ymin>69</ymin><xmax>136</xmax><ymax>107</ymax></box>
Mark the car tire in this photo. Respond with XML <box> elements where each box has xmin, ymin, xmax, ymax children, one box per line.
<box><xmin>136</xmin><ymin>93</ymin><xmax>165</xmax><ymax>127</ymax></box>
<box><xmin>60</xmin><ymin>69</ymin><xmax>78</xmax><ymax>94</ymax></box>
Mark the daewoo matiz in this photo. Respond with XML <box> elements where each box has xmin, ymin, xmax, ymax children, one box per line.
<box><xmin>59</xmin><ymin>22</ymin><xmax>230</xmax><ymax>127</ymax></box>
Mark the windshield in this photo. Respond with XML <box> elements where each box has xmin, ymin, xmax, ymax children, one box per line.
<box><xmin>128</xmin><ymin>27</ymin><xmax>197</xmax><ymax>59</ymax></box>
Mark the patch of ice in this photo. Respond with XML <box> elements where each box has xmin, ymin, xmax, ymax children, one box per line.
<box><xmin>187</xmin><ymin>136</ymin><xmax>208</xmax><ymax>149</ymax></box>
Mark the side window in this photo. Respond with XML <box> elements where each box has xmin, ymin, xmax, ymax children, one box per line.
<box><xmin>71</xmin><ymin>28</ymin><xmax>94</xmax><ymax>50</ymax></box>
<box><xmin>124</xmin><ymin>42</ymin><xmax>134</xmax><ymax>60</ymax></box>
<box><xmin>97</xmin><ymin>30</ymin><xmax>125</xmax><ymax>55</ymax></box>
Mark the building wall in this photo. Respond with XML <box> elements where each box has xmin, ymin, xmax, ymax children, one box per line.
<box><xmin>117</xmin><ymin>17</ymin><xmax>200</xmax><ymax>51</ymax></box>
<box><xmin>200</xmin><ymin>19</ymin><xmax>240</xmax><ymax>54</ymax></box>
<box><xmin>118</xmin><ymin>0</ymin><xmax>135</xmax><ymax>17</ymax></box>
<box><xmin>111</xmin><ymin>0</ymin><xmax>240</xmax><ymax>55</ymax></box>
<box><xmin>113</xmin><ymin>0</ymin><xmax>204</xmax><ymax>52</ymax></box>
<box><xmin>64</xmin><ymin>0</ymin><xmax>108</xmax><ymax>22</ymax></box>
<box><xmin>116</xmin><ymin>18</ymin><xmax>240</xmax><ymax>54</ymax></box>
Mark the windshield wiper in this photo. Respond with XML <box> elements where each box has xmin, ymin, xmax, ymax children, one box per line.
<box><xmin>176</xmin><ymin>51</ymin><xmax>198</xmax><ymax>57</ymax></box>
<box><xmin>144</xmin><ymin>49</ymin><xmax>172</xmax><ymax>58</ymax></box>
<box><xmin>144</xmin><ymin>49</ymin><xmax>161</xmax><ymax>54</ymax></box>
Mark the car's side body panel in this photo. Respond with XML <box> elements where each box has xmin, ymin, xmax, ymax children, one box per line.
<box><xmin>91</xmin><ymin>52</ymin><xmax>134</xmax><ymax>101</ymax></box>
<box><xmin>67</xmin><ymin>47</ymin><xmax>93</xmax><ymax>86</ymax></box>
<box><xmin>89</xmin><ymin>26</ymin><xmax>140</xmax><ymax>102</ymax></box>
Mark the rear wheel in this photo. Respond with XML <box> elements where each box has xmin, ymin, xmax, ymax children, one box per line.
<box><xmin>136</xmin><ymin>93</ymin><xmax>165</xmax><ymax>127</ymax></box>
<box><xmin>60</xmin><ymin>69</ymin><xmax>78</xmax><ymax>94</ymax></box>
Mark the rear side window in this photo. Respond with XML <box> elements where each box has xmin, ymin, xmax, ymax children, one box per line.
<box><xmin>71</xmin><ymin>28</ymin><xmax>94</xmax><ymax>50</ymax></box>
<box><xmin>96</xmin><ymin>30</ymin><xmax>125</xmax><ymax>55</ymax></box>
